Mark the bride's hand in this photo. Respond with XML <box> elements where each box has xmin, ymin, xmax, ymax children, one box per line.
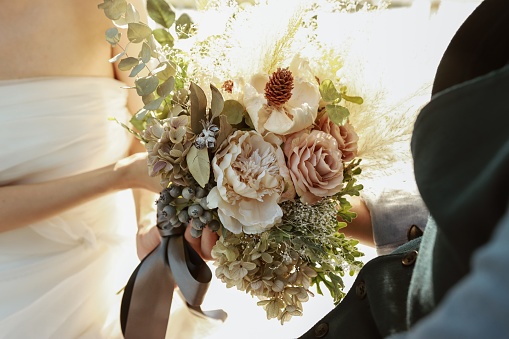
<box><xmin>136</xmin><ymin>223</ymin><xmax>219</xmax><ymax>261</ymax></box>
<box><xmin>115</xmin><ymin>152</ymin><xmax>162</xmax><ymax>193</ymax></box>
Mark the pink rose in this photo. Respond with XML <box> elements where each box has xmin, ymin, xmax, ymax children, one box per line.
<box><xmin>283</xmin><ymin>130</ymin><xmax>344</xmax><ymax>205</ymax></box>
<box><xmin>315</xmin><ymin>115</ymin><xmax>359</xmax><ymax>162</ymax></box>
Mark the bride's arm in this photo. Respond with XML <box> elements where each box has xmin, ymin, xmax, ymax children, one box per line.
<box><xmin>0</xmin><ymin>152</ymin><xmax>160</xmax><ymax>233</ymax></box>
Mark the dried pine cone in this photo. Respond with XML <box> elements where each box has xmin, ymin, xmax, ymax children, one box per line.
<box><xmin>264</xmin><ymin>67</ymin><xmax>294</xmax><ymax>108</ymax></box>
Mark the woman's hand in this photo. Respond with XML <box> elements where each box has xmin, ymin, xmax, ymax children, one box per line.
<box><xmin>136</xmin><ymin>223</ymin><xmax>219</xmax><ymax>261</ymax></box>
<box><xmin>115</xmin><ymin>152</ymin><xmax>162</xmax><ymax>193</ymax></box>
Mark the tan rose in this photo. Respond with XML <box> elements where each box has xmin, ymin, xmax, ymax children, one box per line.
<box><xmin>207</xmin><ymin>130</ymin><xmax>295</xmax><ymax>234</ymax></box>
<box><xmin>315</xmin><ymin>115</ymin><xmax>359</xmax><ymax>162</ymax></box>
<box><xmin>283</xmin><ymin>130</ymin><xmax>344</xmax><ymax>205</ymax></box>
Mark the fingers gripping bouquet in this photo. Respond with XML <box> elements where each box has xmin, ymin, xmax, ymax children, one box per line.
<box><xmin>100</xmin><ymin>0</ymin><xmax>365</xmax><ymax>327</ymax></box>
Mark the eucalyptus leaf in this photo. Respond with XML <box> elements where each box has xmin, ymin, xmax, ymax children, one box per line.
<box><xmin>118</xmin><ymin>57</ymin><xmax>139</xmax><ymax>71</ymax></box>
<box><xmin>139</xmin><ymin>42</ymin><xmax>151</xmax><ymax>64</ymax></box>
<box><xmin>105</xmin><ymin>27</ymin><xmax>121</xmax><ymax>46</ymax></box>
<box><xmin>144</xmin><ymin>96</ymin><xmax>164</xmax><ymax>110</ymax></box>
<box><xmin>129</xmin><ymin>62</ymin><xmax>145</xmax><ymax>77</ymax></box>
<box><xmin>186</xmin><ymin>146</ymin><xmax>210</xmax><ymax>188</ymax></box>
<box><xmin>142</xmin><ymin>93</ymin><xmax>155</xmax><ymax>105</ymax></box>
<box><xmin>175</xmin><ymin>13</ymin><xmax>194</xmax><ymax>39</ymax></box>
<box><xmin>326</xmin><ymin>104</ymin><xmax>350</xmax><ymax>126</ymax></box>
<box><xmin>210</xmin><ymin>84</ymin><xmax>224</xmax><ymax>120</ymax></box>
<box><xmin>98</xmin><ymin>0</ymin><xmax>127</xmax><ymax>20</ymax></box>
<box><xmin>124</xmin><ymin>3</ymin><xmax>140</xmax><ymax>23</ymax></box>
<box><xmin>130</xmin><ymin>108</ymin><xmax>149</xmax><ymax>132</ymax></box>
<box><xmin>109</xmin><ymin>51</ymin><xmax>125</xmax><ymax>63</ymax></box>
<box><xmin>153</xmin><ymin>61</ymin><xmax>177</xmax><ymax>80</ymax></box>
<box><xmin>127</xmin><ymin>22</ymin><xmax>152</xmax><ymax>43</ymax></box>
<box><xmin>157</xmin><ymin>77</ymin><xmax>175</xmax><ymax>97</ymax></box>
<box><xmin>152</xmin><ymin>28</ymin><xmax>174</xmax><ymax>48</ymax></box>
<box><xmin>135</xmin><ymin>75</ymin><xmax>159</xmax><ymax>96</ymax></box>
<box><xmin>320</xmin><ymin>79</ymin><xmax>341</xmax><ymax>103</ymax></box>
<box><xmin>147</xmin><ymin>0</ymin><xmax>176</xmax><ymax>29</ymax></box>
<box><xmin>189</xmin><ymin>82</ymin><xmax>207</xmax><ymax>134</ymax></box>
<box><xmin>222</xmin><ymin>100</ymin><xmax>244</xmax><ymax>125</ymax></box>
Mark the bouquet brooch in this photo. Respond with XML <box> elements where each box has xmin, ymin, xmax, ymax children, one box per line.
<box><xmin>99</xmin><ymin>0</ymin><xmax>365</xmax><ymax>334</ymax></box>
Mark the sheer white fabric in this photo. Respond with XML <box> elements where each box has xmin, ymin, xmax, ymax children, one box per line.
<box><xmin>0</xmin><ymin>77</ymin><xmax>139</xmax><ymax>338</ymax></box>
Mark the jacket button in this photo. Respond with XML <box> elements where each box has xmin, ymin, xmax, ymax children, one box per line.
<box><xmin>314</xmin><ymin>322</ymin><xmax>329</xmax><ymax>338</ymax></box>
<box><xmin>407</xmin><ymin>224</ymin><xmax>424</xmax><ymax>241</ymax></box>
<box><xmin>355</xmin><ymin>280</ymin><xmax>366</xmax><ymax>299</ymax></box>
<box><xmin>402</xmin><ymin>250</ymin><xmax>418</xmax><ymax>266</ymax></box>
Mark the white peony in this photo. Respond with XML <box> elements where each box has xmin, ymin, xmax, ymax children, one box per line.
<box><xmin>207</xmin><ymin>130</ymin><xmax>295</xmax><ymax>234</ymax></box>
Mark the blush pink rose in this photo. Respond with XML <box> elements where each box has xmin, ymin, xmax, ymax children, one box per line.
<box><xmin>315</xmin><ymin>115</ymin><xmax>359</xmax><ymax>162</ymax></box>
<box><xmin>283</xmin><ymin>130</ymin><xmax>344</xmax><ymax>205</ymax></box>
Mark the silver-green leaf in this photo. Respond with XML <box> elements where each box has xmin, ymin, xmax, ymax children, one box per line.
<box><xmin>105</xmin><ymin>27</ymin><xmax>121</xmax><ymax>46</ymax></box>
<box><xmin>152</xmin><ymin>28</ymin><xmax>174</xmax><ymax>48</ymax></box>
<box><xmin>118</xmin><ymin>57</ymin><xmax>139</xmax><ymax>71</ymax></box>
<box><xmin>186</xmin><ymin>146</ymin><xmax>210</xmax><ymax>188</ymax></box>
<box><xmin>175</xmin><ymin>13</ymin><xmax>194</xmax><ymax>39</ymax></box>
<box><xmin>98</xmin><ymin>0</ymin><xmax>127</xmax><ymax>20</ymax></box>
<box><xmin>139</xmin><ymin>42</ymin><xmax>151</xmax><ymax>64</ymax></box>
<box><xmin>210</xmin><ymin>84</ymin><xmax>224</xmax><ymax>120</ymax></box>
<box><xmin>147</xmin><ymin>0</ymin><xmax>176</xmax><ymax>29</ymax></box>
<box><xmin>135</xmin><ymin>75</ymin><xmax>159</xmax><ymax>96</ymax></box>
<box><xmin>127</xmin><ymin>22</ymin><xmax>152</xmax><ymax>43</ymax></box>
<box><xmin>222</xmin><ymin>100</ymin><xmax>244</xmax><ymax>125</ymax></box>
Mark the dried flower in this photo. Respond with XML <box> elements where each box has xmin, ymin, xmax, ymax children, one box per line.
<box><xmin>207</xmin><ymin>130</ymin><xmax>295</xmax><ymax>234</ymax></box>
<box><xmin>284</xmin><ymin>130</ymin><xmax>344</xmax><ymax>205</ymax></box>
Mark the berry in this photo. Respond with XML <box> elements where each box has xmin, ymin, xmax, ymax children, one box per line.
<box><xmin>190</xmin><ymin>227</ymin><xmax>202</xmax><ymax>238</ymax></box>
<box><xmin>188</xmin><ymin>204</ymin><xmax>204</xmax><ymax>218</ymax></box>
<box><xmin>182</xmin><ymin>187</ymin><xmax>195</xmax><ymax>200</ymax></box>
<box><xmin>169</xmin><ymin>185</ymin><xmax>182</xmax><ymax>198</ymax></box>
<box><xmin>208</xmin><ymin>219</ymin><xmax>220</xmax><ymax>232</ymax></box>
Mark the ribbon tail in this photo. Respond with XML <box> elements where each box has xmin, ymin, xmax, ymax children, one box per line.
<box><xmin>168</xmin><ymin>236</ymin><xmax>228</xmax><ymax>322</ymax></box>
<box><xmin>121</xmin><ymin>237</ymin><xmax>175</xmax><ymax>339</ymax></box>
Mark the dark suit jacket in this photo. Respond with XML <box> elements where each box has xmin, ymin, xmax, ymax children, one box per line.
<box><xmin>299</xmin><ymin>0</ymin><xmax>509</xmax><ymax>336</ymax></box>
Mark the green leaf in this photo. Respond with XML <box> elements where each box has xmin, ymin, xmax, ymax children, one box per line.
<box><xmin>153</xmin><ymin>61</ymin><xmax>177</xmax><ymax>80</ymax></box>
<box><xmin>157</xmin><ymin>77</ymin><xmax>175</xmax><ymax>97</ymax></box>
<box><xmin>326</xmin><ymin>104</ymin><xmax>350</xmax><ymax>126</ymax></box>
<box><xmin>139</xmin><ymin>42</ymin><xmax>151</xmax><ymax>64</ymax></box>
<box><xmin>342</xmin><ymin>93</ymin><xmax>364</xmax><ymax>105</ymax></box>
<box><xmin>222</xmin><ymin>100</ymin><xmax>244</xmax><ymax>125</ymax></box>
<box><xmin>129</xmin><ymin>63</ymin><xmax>145</xmax><ymax>77</ymax></box>
<box><xmin>144</xmin><ymin>97</ymin><xmax>164</xmax><ymax>110</ymax></box>
<box><xmin>214</xmin><ymin>115</ymin><xmax>233</xmax><ymax>151</ymax></box>
<box><xmin>130</xmin><ymin>108</ymin><xmax>149</xmax><ymax>132</ymax></box>
<box><xmin>186</xmin><ymin>146</ymin><xmax>210</xmax><ymax>188</ymax></box>
<box><xmin>98</xmin><ymin>0</ymin><xmax>127</xmax><ymax>20</ymax></box>
<box><xmin>210</xmin><ymin>84</ymin><xmax>224</xmax><ymax>120</ymax></box>
<box><xmin>127</xmin><ymin>22</ymin><xmax>152</xmax><ymax>43</ymax></box>
<box><xmin>105</xmin><ymin>27</ymin><xmax>121</xmax><ymax>46</ymax></box>
<box><xmin>118</xmin><ymin>57</ymin><xmax>139</xmax><ymax>71</ymax></box>
<box><xmin>175</xmin><ymin>13</ymin><xmax>194</xmax><ymax>39</ymax></box>
<box><xmin>189</xmin><ymin>82</ymin><xmax>207</xmax><ymax>134</ymax></box>
<box><xmin>147</xmin><ymin>0</ymin><xmax>176</xmax><ymax>29</ymax></box>
<box><xmin>135</xmin><ymin>75</ymin><xmax>159</xmax><ymax>96</ymax></box>
<box><xmin>109</xmin><ymin>51</ymin><xmax>125</xmax><ymax>63</ymax></box>
<box><xmin>320</xmin><ymin>79</ymin><xmax>342</xmax><ymax>103</ymax></box>
<box><xmin>152</xmin><ymin>28</ymin><xmax>174</xmax><ymax>48</ymax></box>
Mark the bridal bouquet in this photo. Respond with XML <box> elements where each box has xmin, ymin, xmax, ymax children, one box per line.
<box><xmin>100</xmin><ymin>0</ymin><xmax>366</xmax><ymax>324</ymax></box>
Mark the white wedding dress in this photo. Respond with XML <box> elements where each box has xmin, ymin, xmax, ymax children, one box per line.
<box><xmin>0</xmin><ymin>77</ymin><xmax>140</xmax><ymax>338</ymax></box>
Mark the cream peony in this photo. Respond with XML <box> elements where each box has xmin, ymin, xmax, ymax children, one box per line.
<box><xmin>284</xmin><ymin>130</ymin><xmax>344</xmax><ymax>205</ymax></box>
<box><xmin>207</xmin><ymin>130</ymin><xmax>295</xmax><ymax>234</ymax></box>
<box><xmin>315</xmin><ymin>115</ymin><xmax>359</xmax><ymax>162</ymax></box>
<box><xmin>243</xmin><ymin>57</ymin><xmax>320</xmax><ymax>136</ymax></box>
